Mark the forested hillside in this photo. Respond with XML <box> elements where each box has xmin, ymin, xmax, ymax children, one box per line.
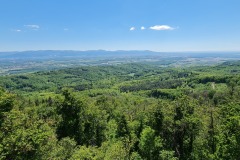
<box><xmin>1</xmin><ymin>61</ymin><xmax>240</xmax><ymax>159</ymax></box>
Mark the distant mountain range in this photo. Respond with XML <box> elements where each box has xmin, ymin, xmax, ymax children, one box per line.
<box><xmin>0</xmin><ymin>50</ymin><xmax>158</xmax><ymax>59</ymax></box>
<box><xmin>0</xmin><ymin>50</ymin><xmax>240</xmax><ymax>60</ymax></box>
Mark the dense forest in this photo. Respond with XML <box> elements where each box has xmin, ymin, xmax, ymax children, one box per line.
<box><xmin>1</xmin><ymin>61</ymin><xmax>240</xmax><ymax>159</ymax></box>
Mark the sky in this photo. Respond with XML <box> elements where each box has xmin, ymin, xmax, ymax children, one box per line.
<box><xmin>0</xmin><ymin>0</ymin><xmax>240</xmax><ymax>52</ymax></box>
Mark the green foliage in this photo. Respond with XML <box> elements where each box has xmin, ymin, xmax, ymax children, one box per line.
<box><xmin>214</xmin><ymin>104</ymin><xmax>240</xmax><ymax>159</ymax></box>
<box><xmin>173</xmin><ymin>96</ymin><xmax>201</xmax><ymax>159</ymax></box>
<box><xmin>159</xmin><ymin>150</ymin><xmax>178</xmax><ymax>160</ymax></box>
<box><xmin>0</xmin><ymin>108</ymin><xmax>57</xmax><ymax>160</ymax></box>
<box><xmin>69</xmin><ymin>145</ymin><xmax>98</xmax><ymax>160</ymax></box>
<box><xmin>139</xmin><ymin>127</ymin><xmax>157</xmax><ymax>159</ymax></box>
<box><xmin>56</xmin><ymin>89</ymin><xmax>85</xmax><ymax>144</ymax></box>
<box><xmin>116</xmin><ymin>115</ymin><xmax>130</xmax><ymax>138</ymax></box>
<box><xmin>102</xmin><ymin>140</ymin><xmax>129</xmax><ymax>160</ymax></box>
<box><xmin>130</xmin><ymin>152</ymin><xmax>143</xmax><ymax>160</ymax></box>
<box><xmin>0</xmin><ymin>88</ymin><xmax>14</xmax><ymax>126</ymax></box>
<box><xmin>55</xmin><ymin>137</ymin><xmax>77</xmax><ymax>159</ymax></box>
<box><xmin>0</xmin><ymin>61</ymin><xmax>240</xmax><ymax>159</ymax></box>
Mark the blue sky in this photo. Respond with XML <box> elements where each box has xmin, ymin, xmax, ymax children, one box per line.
<box><xmin>0</xmin><ymin>0</ymin><xmax>240</xmax><ymax>51</ymax></box>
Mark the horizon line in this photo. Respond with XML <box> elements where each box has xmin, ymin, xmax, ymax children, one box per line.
<box><xmin>0</xmin><ymin>49</ymin><xmax>240</xmax><ymax>53</ymax></box>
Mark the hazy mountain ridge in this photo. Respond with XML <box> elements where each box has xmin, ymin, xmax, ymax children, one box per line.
<box><xmin>1</xmin><ymin>50</ymin><xmax>240</xmax><ymax>59</ymax></box>
<box><xmin>0</xmin><ymin>50</ymin><xmax>159</xmax><ymax>59</ymax></box>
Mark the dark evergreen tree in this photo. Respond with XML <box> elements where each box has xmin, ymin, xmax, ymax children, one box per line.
<box><xmin>116</xmin><ymin>114</ymin><xmax>130</xmax><ymax>138</ymax></box>
<box><xmin>56</xmin><ymin>89</ymin><xmax>85</xmax><ymax>145</ymax></box>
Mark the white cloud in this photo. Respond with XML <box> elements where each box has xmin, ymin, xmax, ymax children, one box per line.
<box><xmin>24</xmin><ymin>24</ymin><xmax>40</xmax><ymax>30</ymax></box>
<box><xmin>130</xmin><ymin>27</ymin><xmax>135</xmax><ymax>31</ymax></box>
<box><xmin>141</xmin><ymin>26</ymin><xmax>145</xmax><ymax>30</ymax></box>
<box><xmin>12</xmin><ymin>29</ymin><xmax>21</xmax><ymax>32</ymax></box>
<box><xmin>149</xmin><ymin>25</ymin><xmax>174</xmax><ymax>31</ymax></box>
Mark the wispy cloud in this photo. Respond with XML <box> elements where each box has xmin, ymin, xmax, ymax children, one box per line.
<box><xmin>12</xmin><ymin>29</ymin><xmax>22</xmax><ymax>32</ymax></box>
<box><xmin>130</xmin><ymin>27</ymin><xmax>135</xmax><ymax>31</ymax></box>
<box><xmin>149</xmin><ymin>25</ymin><xmax>174</xmax><ymax>31</ymax></box>
<box><xmin>141</xmin><ymin>26</ymin><xmax>146</xmax><ymax>30</ymax></box>
<box><xmin>24</xmin><ymin>24</ymin><xmax>40</xmax><ymax>30</ymax></box>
